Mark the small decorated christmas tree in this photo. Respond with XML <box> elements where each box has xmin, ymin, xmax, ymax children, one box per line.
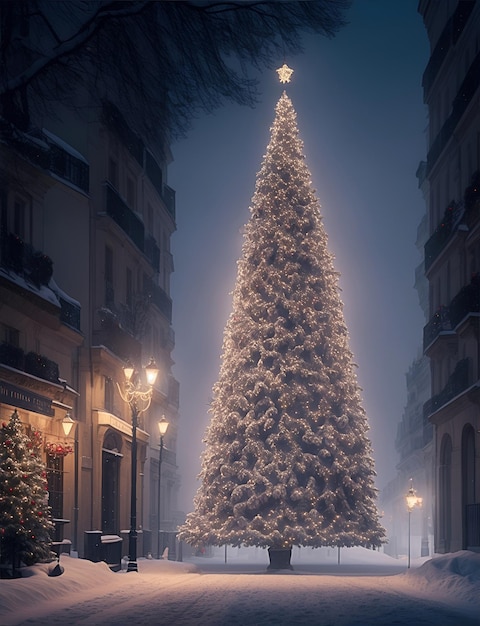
<box><xmin>0</xmin><ymin>410</ymin><xmax>54</xmax><ymax>576</ymax></box>
<box><xmin>178</xmin><ymin>66</ymin><xmax>385</xmax><ymax>568</ymax></box>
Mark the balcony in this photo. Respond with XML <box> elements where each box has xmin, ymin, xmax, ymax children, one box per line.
<box><xmin>94</xmin><ymin>308</ymin><xmax>141</xmax><ymax>363</ymax></box>
<box><xmin>162</xmin><ymin>185</ymin><xmax>176</xmax><ymax>221</ymax></box>
<box><xmin>105</xmin><ymin>183</ymin><xmax>145</xmax><ymax>252</ymax></box>
<box><xmin>424</xmin><ymin>275</ymin><xmax>480</xmax><ymax>352</ymax></box>
<box><xmin>427</xmin><ymin>48</ymin><xmax>480</xmax><ymax>177</ymax></box>
<box><xmin>423</xmin><ymin>358</ymin><xmax>470</xmax><ymax>418</ymax></box>
<box><xmin>422</xmin><ymin>1</ymin><xmax>474</xmax><ymax>94</ymax></box>
<box><xmin>448</xmin><ymin>275</ymin><xmax>480</xmax><ymax>328</ymax></box>
<box><xmin>424</xmin><ymin>201</ymin><xmax>464</xmax><ymax>271</ymax></box>
<box><xmin>144</xmin><ymin>281</ymin><xmax>172</xmax><ymax>323</ymax></box>
<box><xmin>0</xmin><ymin>344</ymin><xmax>60</xmax><ymax>384</ymax></box>
<box><xmin>0</xmin><ymin>231</ymin><xmax>81</xmax><ymax>332</ymax></box>
<box><xmin>144</xmin><ymin>234</ymin><xmax>160</xmax><ymax>272</ymax></box>
<box><xmin>1</xmin><ymin>122</ymin><xmax>89</xmax><ymax>194</ymax></box>
<box><xmin>423</xmin><ymin>306</ymin><xmax>453</xmax><ymax>352</ymax></box>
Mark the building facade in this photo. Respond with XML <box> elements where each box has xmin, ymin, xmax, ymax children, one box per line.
<box><xmin>0</xmin><ymin>102</ymin><xmax>182</xmax><ymax>558</ymax></box>
<box><xmin>418</xmin><ymin>0</ymin><xmax>480</xmax><ymax>553</ymax></box>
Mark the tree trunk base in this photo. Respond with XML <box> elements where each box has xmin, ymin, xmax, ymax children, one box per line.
<box><xmin>267</xmin><ymin>547</ymin><xmax>293</xmax><ymax>570</ymax></box>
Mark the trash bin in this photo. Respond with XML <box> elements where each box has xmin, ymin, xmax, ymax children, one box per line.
<box><xmin>84</xmin><ymin>531</ymin><xmax>103</xmax><ymax>562</ymax></box>
<box><xmin>101</xmin><ymin>535</ymin><xmax>123</xmax><ymax>572</ymax></box>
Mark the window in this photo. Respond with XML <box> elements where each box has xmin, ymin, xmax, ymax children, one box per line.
<box><xmin>126</xmin><ymin>176</ymin><xmax>136</xmax><ymax>210</ymax></box>
<box><xmin>108</xmin><ymin>157</ymin><xmax>118</xmax><ymax>189</ymax></box>
<box><xmin>104</xmin><ymin>376</ymin><xmax>114</xmax><ymax>413</ymax></box>
<box><xmin>47</xmin><ymin>456</ymin><xmax>64</xmax><ymax>519</ymax></box>
<box><xmin>147</xmin><ymin>203</ymin><xmax>153</xmax><ymax>234</ymax></box>
<box><xmin>12</xmin><ymin>195</ymin><xmax>32</xmax><ymax>243</ymax></box>
<box><xmin>126</xmin><ymin>267</ymin><xmax>133</xmax><ymax>308</ymax></box>
<box><xmin>105</xmin><ymin>246</ymin><xmax>114</xmax><ymax>306</ymax></box>
<box><xmin>0</xmin><ymin>323</ymin><xmax>19</xmax><ymax>347</ymax></box>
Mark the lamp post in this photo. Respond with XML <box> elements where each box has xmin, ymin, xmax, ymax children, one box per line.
<box><xmin>117</xmin><ymin>358</ymin><xmax>159</xmax><ymax>572</ymax></box>
<box><xmin>405</xmin><ymin>478</ymin><xmax>423</xmax><ymax>569</ymax></box>
<box><xmin>62</xmin><ymin>412</ymin><xmax>78</xmax><ymax>554</ymax></box>
<box><xmin>156</xmin><ymin>415</ymin><xmax>169</xmax><ymax>559</ymax></box>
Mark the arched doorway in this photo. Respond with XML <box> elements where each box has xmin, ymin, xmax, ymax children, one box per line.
<box><xmin>438</xmin><ymin>434</ymin><xmax>452</xmax><ymax>553</ymax></box>
<box><xmin>102</xmin><ymin>431</ymin><xmax>123</xmax><ymax>534</ymax></box>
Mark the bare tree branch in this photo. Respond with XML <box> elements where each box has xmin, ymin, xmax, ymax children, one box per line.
<box><xmin>0</xmin><ymin>0</ymin><xmax>351</xmax><ymax>151</ymax></box>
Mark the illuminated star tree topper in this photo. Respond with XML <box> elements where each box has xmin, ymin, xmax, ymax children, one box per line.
<box><xmin>276</xmin><ymin>63</ymin><xmax>294</xmax><ymax>84</ymax></box>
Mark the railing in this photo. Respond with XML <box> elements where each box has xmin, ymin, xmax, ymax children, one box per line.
<box><xmin>0</xmin><ymin>122</ymin><xmax>89</xmax><ymax>193</ymax></box>
<box><xmin>422</xmin><ymin>1</ymin><xmax>474</xmax><ymax>93</ymax></box>
<box><xmin>427</xmin><ymin>48</ymin><xmax>480</xmax><ymax>177</ymax></box>
<box><xmin>423</xmin><ymin>306</ymin><xmax>452</xmax><ymax>351</ymax></box>
<box><xmin>105</xmin><ymin>183</ymin><xmax>145</xmax><ymax>252</ymax></box>
<box><xmin>423</xmin><ymin>358</ymin><xmax>470</xmax><ymax>418</ymax></box>
<box><xmin>0</xmin><ymin>231</ymin><xmax>81</xmax><ymax>331</ymax></box>
<box><xmin>424</xmin><ymin>201</ymin><xmax>464</xmax><ymax>271</ymax></box>
<box><xmin>58</xmin><ymin>296</ymin><xmax>81</xmax><ymax>331</ymax></box>
<box><xmin>144</xmin><ymin>234</ymin><xmax>160</xmax><ymax>272</ymax></box>
<box><xmin>0</xmin><ymin>344</ymin><xmax>61</xmax><ymax>384</ymax></box>
<box><xmin>162</xmin><ymin>185</ymin><xmax>176</xmax><ymax>220</ymax></box>
<box><xmin>448</xmin><ymin>276</ymin><xmax>480</xmax><ymax>328</ymax></box>
<box><xmin>144</xmin><ymin>281</ymin><xmax>172</xmax><ymax>322</ymax></box>
<box><xmin>423</xmin><ymin>275</ymin><xmax>480</xmax><ymax>350</ymax></box>
<box><xmin>47</xmin><ymin>141</ymin><xmax>89</xmax><ymax>193</ymax></box>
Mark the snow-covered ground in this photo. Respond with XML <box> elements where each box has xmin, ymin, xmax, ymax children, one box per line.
<box><xmin>1</xmin><ymin>547</ymin><xmax>479</xmax><ymax>625</ymax></box>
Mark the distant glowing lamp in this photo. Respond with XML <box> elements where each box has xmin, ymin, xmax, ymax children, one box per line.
<box><xmin>405</xmin><ymin>479</ymin><xmax>422</xmax><ymax>568</ymax></box>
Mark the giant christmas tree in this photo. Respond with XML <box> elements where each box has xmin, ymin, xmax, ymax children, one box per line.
<box><xmin>178</xmin><ymin>66</ymin><xmax>385</xmax><ymax>568</ymax></box>
<box><xmin>0</xmin><ymin>410</ymin><xmax>54</xmax><ymax>577</ymax></box>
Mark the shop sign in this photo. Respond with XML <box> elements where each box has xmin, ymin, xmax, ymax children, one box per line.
<box><xmin>0</xmin><ymin>380</ymin><xmax>54</xmax><ymax>416</ymax></box>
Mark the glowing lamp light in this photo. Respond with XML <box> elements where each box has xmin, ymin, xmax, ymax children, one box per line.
<box><xmin>405</xmin><ymin>479</ymin><xmax>422</xmax><ymax>569</ymax></box>
<box><xmin>145</xmin><ymin>357</ymin><xmax>159</xmax><ymax>386</ymax></box>
<box><xmin>405</xmin><ymin>482</ymin><xmax>422</xmax><ymax>512</ymax></box>
<box><xmin>62</xmin><ymin>412</ymin><xmax>75</xmax><ymax>437</ymax></box>
<box><xmin>158</xmin><ymin>415</ymin><xmax>169</xmax><ymax>436</ymax></box>
<box><xmin>123</xmin><ymin>362</ymin><xmax>135</xmax><ymax>382</ymax></box>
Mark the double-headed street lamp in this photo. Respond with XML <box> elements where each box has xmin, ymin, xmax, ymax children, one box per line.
<box><xmin>157</xmin><ymin>415</ymin><xmax>169</xmax><ymax>559</ymax></box>
<box><xmin>405</xmin><ymin>478</ymin><xmax>423</xmax><ymax>569</ymax></box>
<box><xmin>117</xmin><ymin>358</ymin><xmax>159</xmax><ymax>573</ymax></box>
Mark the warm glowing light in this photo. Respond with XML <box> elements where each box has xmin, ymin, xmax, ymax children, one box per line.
<box><xmin>405</xmin><ymin>480</ymin><xmax>422</xmax><ymax>512</ymax></box>
<box><xmin>158</xmin><ymin>415</ymin><xmax>169</xmax><ymax>436</ymax></box>
<box><xmin>123</xmin><ymin>363</ymin><xmax>135</xmax><ymax>382</ymax></box>
<box><xmin>62</xmin><ymin>412</ymin><xmax>75</xmax><ymax>437</ymax></box>
<box><xmin>276</xmin><ymin>63</ymin><xmax>294</xmax><ymax>84</ymax></box>
<box><xmin>145</xmin><ymin>357</ymin><xmax>159</xmax><ymax>386</ymax></box>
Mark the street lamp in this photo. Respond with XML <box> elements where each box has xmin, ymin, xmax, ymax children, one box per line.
<box><xmin>62</xmin><ymin>412</ymin><xmax>79</xmax><ymax>554</ymax></box>
<box><xmin>117</xmin><ymin>358</ymin><xmax>159</xmax><ymax>572</ymax></box>
<box><xmin>156</xmin><ymin>415</ymin><xmax>169</xmax><ymax>559</ymax></box>
<box><xmin>405</xmin><ymin>478</ymin><xmax>423</xmax><ymax>569</ymax></box>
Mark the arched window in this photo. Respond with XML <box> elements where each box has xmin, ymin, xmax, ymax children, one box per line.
<box><xmin>439</xmin><ymin>434</ymin><xmax>452</xmax><ymax>553</ymax></box>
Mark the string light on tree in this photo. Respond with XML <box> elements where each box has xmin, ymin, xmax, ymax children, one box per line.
<box><xmin>178</xmin><ymin>69</ymin><xmax>385</xmax><ymax>570</ymax></box>
<box><xmin>0</xmin><ymin>410</ymin><xmax>53</xmax><ymax>577</ymax></box>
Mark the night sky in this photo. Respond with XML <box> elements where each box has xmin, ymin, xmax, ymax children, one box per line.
<box><xmin>169</xmin><ymin>0</ymin><xmax>430</xmax><ymax>513</ymax></box>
